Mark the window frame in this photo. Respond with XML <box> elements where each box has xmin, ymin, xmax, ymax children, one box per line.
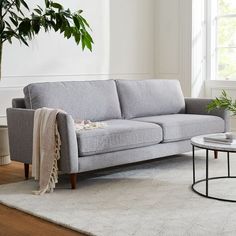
<box><xmin>207</xmin><ymin>0</ymin><xmax>236</xmax><ymax>80</ymax></box>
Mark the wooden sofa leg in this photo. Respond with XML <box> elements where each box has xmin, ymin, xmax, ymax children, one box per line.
<box><xmin>24</xmin><ymin>163</ymin><xmax>29</xmax><ymax>179</ymax></box>
<box><xmin>214</xmin><ymin>150</ymin><xmax>218</xmax><ymax>159</ymax></box>
<box><xmin>70</xmin><ymin>173</ymin><xmax>77</xmax><ymax>189</ymax></box>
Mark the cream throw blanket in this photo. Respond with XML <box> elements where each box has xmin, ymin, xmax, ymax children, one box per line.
<box><xmin>74</xmin><ymin>119</ymin><xmax>107</xmax><ymax>130</ymax></box>
<box><xmin>32</xmin><ymin>108</ymin><xmax>107</xmax><ymax>195</ymax></box>
<box><xmin>32</xmin><ymin>108</ymin><xmax>62</xmax><ymax>195</ymax></box>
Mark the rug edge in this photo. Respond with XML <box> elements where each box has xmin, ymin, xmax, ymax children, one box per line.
<box><xmin>0</xmin><ymin>200</ymin><xmax>95</xmax><ymax>236</ymax></box>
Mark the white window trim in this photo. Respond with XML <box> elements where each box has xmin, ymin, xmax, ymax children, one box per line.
<box><xmin>206</xmin><ymin>0</ymin><xmax>218</xmax><ymax>81</ymax></box>
<box><xmin>206</xmin><ymin>0</ymin><xmax>236</xmax><ymax>81</ymax></box>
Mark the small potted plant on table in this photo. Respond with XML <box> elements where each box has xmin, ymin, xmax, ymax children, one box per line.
<box><xmin>208</xmin><ymin>90</ymin><xmax>236</xmax><ymax>115</ymax></box>
<box><xmin>208</xmin><ymin>90</ymin><xmax>236</xmax><ymax>138</ymax></box>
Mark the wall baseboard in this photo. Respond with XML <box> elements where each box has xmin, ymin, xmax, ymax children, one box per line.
<box><xmin>0</xmin><ymin>117</ymin><xmax>7</xmax><ymax>125</ymax></box>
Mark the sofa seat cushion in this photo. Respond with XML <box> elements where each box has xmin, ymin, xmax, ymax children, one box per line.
<box><xmin>77</xmin><ymin>119</ymin><xmax>163</xmax><ymax>156</ymax></box>
<box><xmin>133</xmin><ymin>114</ymin><xmax>225</xmax><ymax>143</ymax></box>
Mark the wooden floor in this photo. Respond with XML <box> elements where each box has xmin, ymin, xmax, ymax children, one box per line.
<box><xmin>0</xmin><ymin>162</ymin><xmax>86</xmax><ymax>236</ymax></box>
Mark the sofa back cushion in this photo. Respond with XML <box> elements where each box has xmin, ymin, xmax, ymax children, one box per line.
<box><xmin>23</xmin><ymin>80</ymin><xmax>122</xmax><ymax>121</ymax></box>
<box><xmin>116</xmin><ymin>79</ymin><xmax>185</xmax><ymax>119</ymax></box>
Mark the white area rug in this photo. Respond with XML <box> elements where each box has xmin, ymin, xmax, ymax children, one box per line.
<box><xmin>1</xmin><ymin>151</ymin><xmax>236</xmax><ymax>236</ymax></box>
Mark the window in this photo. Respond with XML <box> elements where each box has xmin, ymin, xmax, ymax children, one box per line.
<box><xmin>215</xmin><ymin>0</ymin><xmax>236</xmax><ymax>80</ymax></box>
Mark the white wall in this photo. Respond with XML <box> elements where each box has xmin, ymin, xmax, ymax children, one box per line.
<box><xmin>0</xmin><ymin>0</ymin><xmax>110</xmax><ymax>124</ymax></box>
<box><xmin>191</xmin><ymin>0</ymin><xmax>206</xmax><ymax>98</ymax></box>
<box><xmin>2</xmin><ymin>0</ymin><xmax>110</xmax><ymax>83</ymax></box>
<box><xmin>0</xmin><ymin>0</ymin><xmax>155</xmax><ymax>124</ymax></box>
<box><xmin>109</xmin><ymin>0</ymin><xmax>155</xmax><ymax>79</ymax></box>
<box><xmin>154</xmin><ymin>0</ymin><xmax>192</xmax><ymax>96</ymax></box>
<box><xmin>0</xmin><ymin>0</ymin><xmax>195</xmax><ymax>124</ymax></box>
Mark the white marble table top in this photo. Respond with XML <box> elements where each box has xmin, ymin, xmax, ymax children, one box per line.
<box><xmin>191</xmin><ymin>134</ymin><xmax>236</xmax><ymax>152</ymax></box>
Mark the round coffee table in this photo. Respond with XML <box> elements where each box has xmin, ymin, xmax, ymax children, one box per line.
<box><xmin>191</xmin><ymin>134</ymin><xmax>236</xmax><ymax>202</ymax></box>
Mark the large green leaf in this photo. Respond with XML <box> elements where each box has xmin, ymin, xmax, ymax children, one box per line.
<box><xmin>15</xmin><ymin>0</ymin><xmax>21</xmax><ymax>9</ymax></box>
<box><xmin>0</xmin><ymin>21</ymin><xmax>5</xmax><ymax>34</ymax></box>
<box><xmin>45</xmin><ymin>0</ymin><xmax>50</xmax><ymax>8</ymax></box>
<box><xmin>32</xmin><ymin>19</ymin><xmax>40</xmax><ymax>34</ymax></box>
<box><xmin>9</xmin><ymin>17</ymin><xmax>18</xmax><ymax>27</ymax></box>
<box><xmin>18</xmin><ymin>19</ymin><xmax>31</xmax><ymax>35</ymax></box>
<box><xmin>19</xmin><ymin>0</ymin><xmax>29</xmax><ymax>10</ymax></box>
<box><xmin>1</xmin><ymin>0</ymin><xmax>93</xmax><ymax>51</ymax></box>
<box><xmin>34</xmin><ymin>8</ymin><xmax>42</xmax><ymax>15</ymax></box>
<box><xmin>73</xmin><ymin>16</ymin><xmax>80</xmax><ymax>29</ymax></box>
<box><xmin>51</xmin><ymin>2</ymin><xmax>63</xmax><ymax>10</ymax></box>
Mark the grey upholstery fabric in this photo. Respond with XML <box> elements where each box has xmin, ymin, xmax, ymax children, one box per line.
<box><xmin>133</xmin><ymin>114</ymin><xmax>225</xmax><ymax>142</ymax></box>
<box><xmin>7</xmin><ymin>108</ymin><xmax>34</xmax><ymax>164</ymax></box>
<box><xmin>23</xmin><ymin>80</ymin><xmax>122</xmax><ymax>121</ymax></box>
<box><xmin>7</xmin><ymin>108</ymin><xmax>79</xmax><ymax>173</ymax></box>
<box><xmin>116</xmin><ymin>79</ymin><xmax>185</xmax><ymax>119</ymax></box>
<box><xmin>78</xmin><ymin>140</ymin><xmax>191</xmax><ymax>172</ymax></box>
<box><xmin>12</xmin><ymin>98</ymin><xmax>26</xmax><ymax>108</ymax></box>
<box><xmin>7</xmin><ymin>82</ymin><xmax>231</xmax><ymax>176</ymax></box>
<box><xmin>77</xmin><ymin>119</ymin><xmax>163</xmax><ymax>156</ymax></box>
<box><xmin>57</xmin><ymin>113</ymin><xmax>79</xmax><ymax>173</ymax></box>
<box><xmin>185</xmin><ymin>98</ymin><xmax>230</xmax><ymax>132</ymax></box>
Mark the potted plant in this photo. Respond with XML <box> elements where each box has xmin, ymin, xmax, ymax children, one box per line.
<box><xmin>0</xmin><ymin>0</ymin><xmax>93</xmax><ymax>165</ymax></box>
<box><xmin>207</xmin><ymin>90</ymin><xmax>236</xmax><ymax>115</ymax></box>
<box><xmin>0</xmin><ymin>0</ymin><xmax>93</xmax><ymax>78</ymax></box>
<box><xmin>208</xmin><ymin>90</ymin><xmax>236</xmax><ymax>137</ymax></box>
<box><xmin>0</xmin><ymin>125</ymin><xmax>10</xmax><ymax>165</ymax></box>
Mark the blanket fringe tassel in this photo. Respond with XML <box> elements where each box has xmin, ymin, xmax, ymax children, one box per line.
<box><xmin>33</xmin><ymin>124</ymin><xmax>61</xmax><ymax>195</ymax></box>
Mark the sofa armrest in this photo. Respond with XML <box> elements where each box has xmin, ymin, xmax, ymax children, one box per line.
<box><xmin>7</xmin><ymin>108</ymin><xmax>34</xmax><ymax>164</ymax></box>
<box><xmin>57</xmin><ymin>112</ymin><xmax>79</xmax><ymax>173</ymax></box>
<box><xmin>7</xmin><ymin>108</ymin><xmax>78</xmax><ymax>174</ymax></box>
<box><xmin>185</xmin><ymin>98</ymin><xmax>230</xmax><ymax>132</ymax></box>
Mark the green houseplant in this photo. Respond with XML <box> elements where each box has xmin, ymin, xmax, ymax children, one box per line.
<box><xmin>207</xmin><ymin>90</ymin><xmax>236</xmax><ymax>115</ymax></box>
<box><xmin>0</xmin><ymin>0</ymin><xmax>93</xmax><ymax>165</ymax></box>
<box><xmin>0</xmin><ymin>0</ymin><xmax>94</xmax><ymax>79</ymax></box>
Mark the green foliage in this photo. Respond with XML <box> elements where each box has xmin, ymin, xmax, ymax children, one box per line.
<box><xmin>0</xmin><ymin>0</ymin><xmax>93</xmax><ymax>51</ymax></box>
<box><xmin>207</xmin><ymin>90</ymin><xmax>236</xmax><ymax>115</ymax></box>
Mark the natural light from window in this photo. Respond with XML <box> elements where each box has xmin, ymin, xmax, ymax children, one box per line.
<box><xmin>217</xmin><ymin>0</ymin><xmax>236</xmax><ymax>80</ymax></box>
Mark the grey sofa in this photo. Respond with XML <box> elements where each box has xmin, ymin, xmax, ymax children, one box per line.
<box><xmin>7</xmin><ymin>79</ymin><xmax>229</xmax><ymax>189</ymax></box>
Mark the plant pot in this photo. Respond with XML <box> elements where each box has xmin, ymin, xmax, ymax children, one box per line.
<box><xmin>0</xmin><ymin>125</ymin><xmax>11</xmax><ymax>165</ymax></box>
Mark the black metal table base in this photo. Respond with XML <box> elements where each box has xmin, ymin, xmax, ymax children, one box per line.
<box><xmin>192</xmin><ymin>176</ymin><xmax>236</xmax><ymax>202</ymax></box>
<box><xmin>192</xmin><ymin>145</ymin><xmax>236</xmax><ymax>203</ymax></box>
